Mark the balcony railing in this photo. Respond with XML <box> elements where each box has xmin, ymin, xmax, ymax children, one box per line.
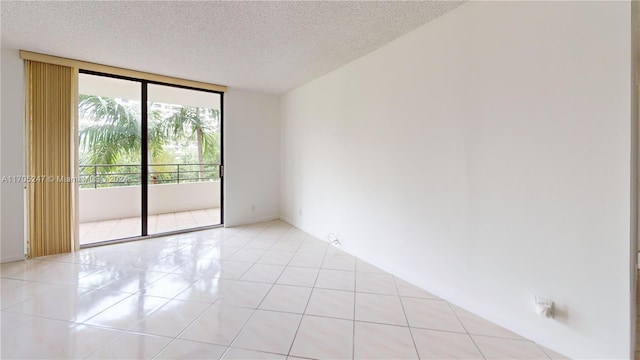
<box><xmin>79</xmin><ymin>163</ymin><xmax>220</xmax><ymax>188</ymax></box>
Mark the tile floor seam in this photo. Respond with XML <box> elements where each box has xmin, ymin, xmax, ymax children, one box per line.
<box><xmin>74</xmin><ymin>321</ymin><xmax>128</xmax><ymax>333</ymax></box>
<box><xmin>134</xmin><ymin>274</ymin><xmax>244</xmax><ymax>356</ymax></box>
<box><xmin>437</xmin><ymin>305</ymin><xmax>534</xmax><ymax>343</ymax></box>
<box><xmin>539</xmin><ymin>345</ymin><xmax>554</xmax><ymax>360</ymax></box>
<box><xmin>446</xmin><ymin>301</ymin><xmax>488</xmax><ymax>359</ymax></box>
<box><xmin>301</xmin><ymin>310</ymin><xmax>354</xmax><ymax>322</ymax></box>
<box><xmin>81</xmin><ymin>296</ymin><xmax>166</xmax><ymax>330</ymax></box>
<box><xmin>242</xmin><ymin>234</ymin><xmax>300</xmax><ymax>311</ymax></box>
<box><xmin>392</xmin><ymin>275</ymin><xmax>421</xmax><ymax>360</ymax></box>
<box><xmin>471</xmin><ymin>334</ymin><xmax>553</xmax><ymax>360</ymax></box>
<box><xmin>171</xmin><ymin>302</ymin><xmax>243</xmax><ymax>341</ymax></box>
<box><xmin>170</xmin><ymin>295</ymin><xmax>248</xmax><ymax>357</ymax></box>
<box><xmin>6</xmin><ymin>296</ymin><xmax>124</xmax><ymax>326</ymax></box>
<box><xmin>352</xmin><ymin>257</ymin><xmax>357</xmax><ymax>360</ymax></box>
<box><xmin>81</xmin><ymin>327</ymin><xmax>128</xmax><ymax>359</ymax></box>
<box><xmin>286</xmin><ymin>237</ymin><xmax>331</xmax><ymax>358</ymax></box>
<box><xmin>221</xmin><ymin>227</ymin><xmax>306</xmax><ymax>358</ymax></box>
<box><xmin>154</xmin><ymin>336</ymin><xmax>227</xmax><ymax>348</ymax></box>
<box><xmin>226</xmin><ymin>345</ymin><xmax>290</xmax><ymax>358</ymax></box>
<box><xmin>1</xmin><ymin>311</ymin><xmax>83</xmax><ymax>331</ymax></box>
<box><xmin>132</xmin><ymin>297</ymin><xmax>210</xmax><ymax>337</ymax></box>
<box><xmin>147</xmin><ymin>320</ymin><xmax>213</xmax><ymax>360</ymax></box>
<box><xmin>114</xmin><ymin>332</ymin><xmax>174</xmax><ymax>359</ymax></box>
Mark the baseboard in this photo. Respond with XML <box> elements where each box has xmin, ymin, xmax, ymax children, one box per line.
<box><xmin>225</xmin><ymin>214</ymin><xmax>280</xmax><ymax>228</ymax></box>
<box><xmin>1</xmin><ymin>254</ymin><xmax>26</xmax><ymax>263</ymax></box>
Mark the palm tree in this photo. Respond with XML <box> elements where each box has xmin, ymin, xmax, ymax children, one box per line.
<box><xmin>164</xmin><ymin>106</ymin><xmax>220</xmax><ymax>181</ymax></box>
<box><xmin>78</xmin><ymin>94</ymin><xmax>165</xmax><ymax>176</ymax></box>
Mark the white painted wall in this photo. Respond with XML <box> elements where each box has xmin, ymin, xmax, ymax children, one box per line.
<box><xmin>281</xmin><ymin>2</ymin><xmax>632</xmax><ymax>358</ymax></box>
<box><xmin>79</xmin><ymin>181</ymin><xmax>221</xmax><ymax>222</ymax></box>
<box><xmin>1</xmin><ymin>48</ymin><xmax>25</xmax><ymax>263</ymax></box>
<box><xmin>224</xmin><ymin>89</ymin><xmax>281</xmax><ymax>227</ymax></box>
<box><xmin>147</xmin><ymin>182</ymin><xmax>220</xmax><ymax>216</ymax></box>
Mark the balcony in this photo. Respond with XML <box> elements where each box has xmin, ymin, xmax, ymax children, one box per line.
<box><xmin>79</xmin><ymin>163</ymin><xmax>221</xmax><ymax>245</ymax></box>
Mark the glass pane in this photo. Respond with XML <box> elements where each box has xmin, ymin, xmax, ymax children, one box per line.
<box><xmin>78</xmin><ymin>73</ymin><xmax>142</xmax><ymax>245</ymax></box>
<box><xmin>147</xmin><ymin>84</ymin><xmax>222</xmax><ymax>234</ymax></box>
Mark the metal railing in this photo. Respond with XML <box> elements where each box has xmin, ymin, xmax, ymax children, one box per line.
<box><xmin>78</xmin><ymin>163</ymin><xmax>220</xmax><ymax>188</ymax></box>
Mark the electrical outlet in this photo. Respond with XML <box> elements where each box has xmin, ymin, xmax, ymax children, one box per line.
<box><xmin>534</xmin><ymin>296</ymin><xmax>554</xmax><ymax>318</ymax></box>
<box><xmin>328</xmin><ymin>233</ymin><xmax>342</xmax><ymax>246</ymax></box>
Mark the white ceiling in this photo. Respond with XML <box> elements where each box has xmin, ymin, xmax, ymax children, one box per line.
<box><xmin>1</xmin><ymin>1</ymin><xmax>463</xmax><ymax>94</ymax></box>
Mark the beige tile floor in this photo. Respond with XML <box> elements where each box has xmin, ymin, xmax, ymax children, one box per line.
<box><xmin>80</xmin><ymin>208</ymin><xmax>221</xmax><ymax>245</ymax></box>
<box><xmin>1</xmin><ymin>220</ymin><xmax>568</xmax><ymax>359</ymax></box>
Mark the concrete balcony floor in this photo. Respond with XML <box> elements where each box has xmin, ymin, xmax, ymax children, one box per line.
<box><xmin>79</xmin><ymin>208</ymin><xmax>221</xmax><ymax>245</ymax></box>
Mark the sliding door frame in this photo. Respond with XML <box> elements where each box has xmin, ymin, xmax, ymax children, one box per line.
<box><xmin>79</xmin><ymin>69</ymin><xmax>224</xmax><ymax>247</ymax></box>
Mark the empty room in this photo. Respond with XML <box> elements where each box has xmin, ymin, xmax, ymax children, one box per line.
<box><xmin>0</xmin><ymin>1</ymin><xmax>637</xmax><ymax>359</ymax></box>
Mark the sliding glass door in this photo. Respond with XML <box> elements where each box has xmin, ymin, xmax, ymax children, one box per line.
<box><xmin>78</xmin><ymin>72</ymin><xmax>223</xmax><ymax>246</ymax></box>
<box><xmin>78</xmin><ymin>73</ymin><xmax>142</xmax><ymax>245</ymax></box>
<box><xmin>147</xmin><ymin>84</ymin><xmax>222</xmax><ymax>234</ymax></box>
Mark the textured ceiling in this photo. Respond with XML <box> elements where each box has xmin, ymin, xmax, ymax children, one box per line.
<box><xmin>1</xmin><ymin>1</ymin><xmax>463</xmax><ymax>94</ymax></box>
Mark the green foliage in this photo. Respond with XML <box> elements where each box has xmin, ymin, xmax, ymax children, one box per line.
<box><xmin>78</xmin><ymin>95</ymin><xmax>167</xmax><ymax>170</ymax></box>
<box><xmin>78</xmin><ymin>95</ymin><xmax>141</xmax><ymax>170</ymax></box>
<box><xmin>78</xmin><ymin>94</ymin><xmax>220</xmax><ymax>185</ymax></box>
<box><xmin>164</xmin><ymin>106</ymin><xmax>220</xmax><ymax>164</ymax></box>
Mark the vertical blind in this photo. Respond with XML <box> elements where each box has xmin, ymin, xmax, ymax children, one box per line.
<box><xmin>26</xmin><ymin>60</ymin><xmax>77</xmax><ymax>257</ymax></box>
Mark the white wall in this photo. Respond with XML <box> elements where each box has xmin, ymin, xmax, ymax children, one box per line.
<box><xmin>281</xmin><ymin>2</ymin><xmax>632</xmax><ymax>358</ymax></box>
<box><xmin>148</xmin><ymin>182</ymin><xmax>220</xmax><ymax>216</ymax></box>
<box><xmin>224</xmin><ymin>89</ymin><xmax>281</xmax><ymax>227</ymax></box>
<box><xmin>79</xmin><ymin>181</ymin><xmax>221</xmax><ymax>222</ymax></box>
<box><xmin>1</xmin><ymin>48</ymin><xmax>25</xmax><ymax>263</ymax></box>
